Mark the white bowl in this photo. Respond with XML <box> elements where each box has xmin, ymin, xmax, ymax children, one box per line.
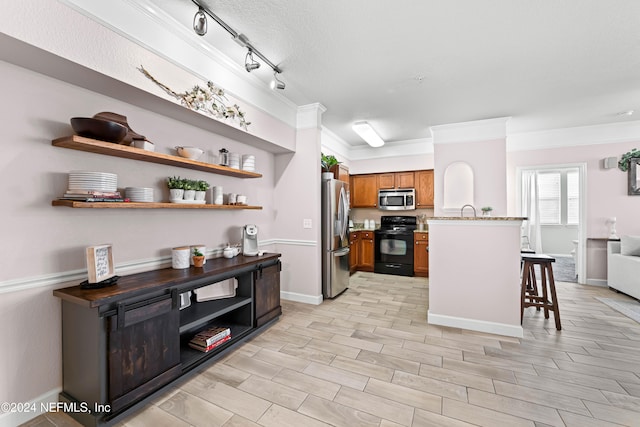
<box><xmin>175</xmin><ymin>146</ymin><xmax>204</xmax><ymax>160</ymax></box>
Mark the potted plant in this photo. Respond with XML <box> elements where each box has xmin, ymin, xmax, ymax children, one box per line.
<box><xmin>618</xmin><ymin>148</ymin><xmax>640</xmax><ymax>172</ymax></box>
<box><xmin>192</xmin><ymin>247</ymin><xmax>205</xmax><ymax>267</ymax></box>
<box><xmin>481</xmin><ymin>206</ymin><xmax>493</xmax><ymax>217</ymax></box>
<box><xmin>167</xmin><ymin>176</ymin><xmax>185</xmax><ymax>201</ymax></box>
<box><xmin>321</xmin><ymin>153</ymin><xmax>340</xmax><ymax>179</ymax></box>
<box><xmin>183</xmin><ymin>179</ymin><xmax>197</xmax><ymax>200</ymax></box>
<box><xmin>195</xmin><ymin>180</ymin><xmax>210</xmax><ymax>201</ymax></box>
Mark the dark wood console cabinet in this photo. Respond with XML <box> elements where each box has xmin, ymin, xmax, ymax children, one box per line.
<box><xmin>54</xmin><ymin>253</ymin><xmax>281</xmax><ymax>426</ymax></box>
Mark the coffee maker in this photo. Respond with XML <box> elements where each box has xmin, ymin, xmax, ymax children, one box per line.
<box><xmin>242</xmin><ymin>224</ymin><xmax>259</xmax><ymax>256</ymax></box>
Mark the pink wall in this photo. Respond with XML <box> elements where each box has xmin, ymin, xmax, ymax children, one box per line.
<box><xmin>428</xmin><ymin>220</ymin><xmax>523</xmax><ymax>336</ymax></box>
<box><xmin>273</xmin><ymin>125</ymin><xmax>323</xmax><ymax>300</ymax></box>
<box><xmin>434</xmin><ymin>139</ymin><xmax>507</xmax><ymax>216</ymax></box>
<box><xmin>507</xmin><ymin>141</ymin><xmax>640</xmax><ymax>238</ymax></box>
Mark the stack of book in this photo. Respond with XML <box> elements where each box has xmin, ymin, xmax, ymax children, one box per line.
<box><xmin>59</xmin><ymin>190</ymin><xmax>128</xmax><ymax>202</ymax></box>
<box><xmin>188</xmin><ymin>326</ymin><xmax>231</xmax><ymax>352</ymax></box>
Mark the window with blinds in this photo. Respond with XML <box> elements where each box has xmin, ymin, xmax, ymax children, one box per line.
<box><xmin>538</xmin><ymin>172</ymin><xmax>561</xmax><ymax>224</ymax></box>
<box><xmin>536</xmin><ymin>169</ymin><xmax>579</xmax><ymax>225</ymax></box>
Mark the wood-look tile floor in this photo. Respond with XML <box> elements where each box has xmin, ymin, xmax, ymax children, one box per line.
<box><xmin>24</xmin><ymin>272</ymin><xmax>640</xmax><ymax>427</ymax></box>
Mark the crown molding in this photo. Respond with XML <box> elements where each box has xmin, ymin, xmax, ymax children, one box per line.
<box><xmin>430</xmin><ymin>117</ymin><xmax>511</xmax><ymax>144</ymax></box>
<box><xmin>297</xmin><ymin>103</ymin><xmax>327</xmax><ymax>130</ymax></box>
<box><xmin>507</xmin><ymin>120</ymin><xmax>640</xmax><ymax>151</ymax></box>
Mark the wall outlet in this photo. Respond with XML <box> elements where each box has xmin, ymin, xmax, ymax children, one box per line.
<box><xmin>303</xmin><ymin>219</ymin><xmax>312</xmax><ymax>229</ymax></box>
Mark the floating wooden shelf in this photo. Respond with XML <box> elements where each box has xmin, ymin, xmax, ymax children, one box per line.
<box><xmin>52</xmin><ymin>200</ymin><xmax>262</xmax><ymax>210</ymax></box>
<box><xmin>52</xmin><ymin>135</ymin><xmax>262</xmax><ymax>178</ymax></box>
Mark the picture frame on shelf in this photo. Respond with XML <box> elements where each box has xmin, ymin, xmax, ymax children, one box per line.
<box><xmin>86</xmin><ymin>244</ymin><xmax>115</xmax><ymax>283</ymax></box>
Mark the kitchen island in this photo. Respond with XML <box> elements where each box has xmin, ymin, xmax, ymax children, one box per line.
<box><xmin>427</xmin><ymin>216</ymin><xmax>526</xmax><ymax>338</ymax></box>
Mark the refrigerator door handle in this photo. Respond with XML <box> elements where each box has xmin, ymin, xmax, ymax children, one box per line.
<box><xmin>333</xmin><ymin>248</ymin><xmax>350</xmax><ymax>256</ymax></box>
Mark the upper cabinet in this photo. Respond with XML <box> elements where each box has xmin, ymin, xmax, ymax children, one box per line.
<box><xmin>377</xmin><ymin>172</ymin><xmax>415</xmax><ymax>189</ymax></box>
<box><xmin>351</xmin><ymin>169</ymin><xmax>433</xmax><ymax>209</ymax></box>
<box><xmin>415</xmin><ymin>170</ymin><xmax>434</xmax><ymax>208</ymax></box>
<box><xmin>351</xmin><ymin>175</ymin><xmax>378</xmax><ymax>208</ymax></box>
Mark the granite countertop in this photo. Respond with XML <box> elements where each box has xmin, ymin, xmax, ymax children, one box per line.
<box><xmin>428</xmin><ymin>216</ymin><xmax>527</xmax><ymax>221</ymax></box>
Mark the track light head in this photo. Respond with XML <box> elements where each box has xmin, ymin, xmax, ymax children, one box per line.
<box><xmin>270</xmin><ymin>72</ymin><xmax>285</xmax><ymax>90</ymax></box>
<box><xmin>244</xmin><ymin>50</ymin><xmax>260</xmax><ymax>72</ymax></box>
<box><xmin>193</xmin><ymin>8</ymin><xmax>207</xmax><ymax>36</ymax></box>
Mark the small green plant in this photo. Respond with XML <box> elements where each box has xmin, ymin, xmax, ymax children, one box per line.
<box><xmin>321</xmin><ymin>153</ymin><xmax>340</xmax><ymax>172</ymax></box>
<box><xmin>196</xmin><ymin>180</ymin><xmax>210</xmax><ymax>191</ymax></box>
<box><xmin>618</xmin><ymin>148</ymin><xmax>640</xmax><ymax>172</ymax></box>
<box><xmin>481</xmin><ymin>206</ymin><xmax>493</xmax><ymax>213</ymax></box>
<box><xmin>193</xmin><ymin>248</ymin><xmax>204</xmax><ymax>257</ymax></box>
<box><xmin>183</xmin><ymin>179</ymin><xmax>196</xmax><ymax>191</ymax></box>
<box><xmin>167</xmin><ymin>176</ymin><xmax>184</xmax><ymax>189</ymax></box>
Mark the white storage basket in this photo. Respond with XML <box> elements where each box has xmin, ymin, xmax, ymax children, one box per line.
<box><xmin>194</xmin><ymin>278</ymin><xmax>237</xmax><ymax>302</ymax></box>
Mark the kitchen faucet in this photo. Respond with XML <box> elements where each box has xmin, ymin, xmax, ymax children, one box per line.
<box><xmin>461</xmin><ymin>204</ymin><xmax>476</xmax><ymax>217</ymax></box>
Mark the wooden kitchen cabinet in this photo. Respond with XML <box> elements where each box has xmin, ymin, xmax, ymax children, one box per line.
<box><xmin>329</xmin><ymin>163</ymin><xmax>350</xmax><ymax>184</ymax></box>
<box><xmin>359</xmin><ymin>231</ymin><xmax>375</xmax><ymax>272</ymax></box>
<box><xmin>414</xmin><ymin>232</ymin><xmax>429</xmax><ymax>277</ymax></box>
<box><xmin>351</xmin><ymin>175</ymin><xmax>378</xmax><ymax>208</ymax></box>
<box><xmin>415</xmin><ymin>170</ymin><xmax>434</xmax><ymax>208</ymax></box>
<box><xmin>377</xmin><ymin>172</ymin><xmax>415</xmax><ymax>189</ymax></box>
<box><xmin>349</xmin><ymin>232</ymin><xmax>360</xmax><ymax>274</ymax></box>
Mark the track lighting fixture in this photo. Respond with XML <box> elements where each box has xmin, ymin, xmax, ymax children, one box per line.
<box><xmin>193</xmin><ymin>7</ymin><xmax>207</xmax><ymax>36</ymax></box>
<box><xmin>270</xmin><ymin>72</ymin><xmax>285</xmax><ymax>90</ymax></box>
<box><xmin>191</xmin><ymin>0</ymin><xmax>284</xmax><ymax>89</ymax></box>
<box><xmin>245</xmin><ymin>49</ymin><xmax>260</xmax><ymax>72</ymax></box>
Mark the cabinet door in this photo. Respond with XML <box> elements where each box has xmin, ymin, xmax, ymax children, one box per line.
<box><xmin>396</xmin><ymin>172</ymin><xmax>415</xmax><ymax>189</ymax></box>
<box><xmin>349</xmin><ymin>232</ymin><xmax>360</xmax><ymax>273</ymax></box>
<box><xmin>414</xmin><ymin>232</ymin><xmax>429</xmax><ymax>277</ymax></box>
<box><xmin>108</xmin><ymin>294</ymin><xmax>181</xmax><ymax>411</ymax></box>
<box><xmin>351</xmin><ymin>175</ymin><xmax>378</xmax><ymax>208</ymax></box>
<box><xmin>415</xmin><ymin>170</ymin><xmax>434</xmax><ymax>208</ymax></box>
<box><xmin>359</xmin><ymin>231</ymin><xmax>375</xmax><ymax>271</ymax></box>
<box><xmin>254</xmin><ymin>262</ymin><xmax>282</xmax><ymax>327</ymax></box>
<box><xmin>377</xmin><ymin>173</ymin><xmax>395</xmax><ymax>189</ymax></box>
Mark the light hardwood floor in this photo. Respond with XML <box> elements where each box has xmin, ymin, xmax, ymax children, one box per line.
<box><xmin>24</xmin><ymin>272</ymin><xmax>640</xmax><ymax>427</ymax></box>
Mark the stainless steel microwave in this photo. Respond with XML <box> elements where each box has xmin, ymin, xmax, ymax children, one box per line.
<box><xmin>378</xmin><ymin>188</ymin><xmax>416</xmax><ymax>210</ymax></box>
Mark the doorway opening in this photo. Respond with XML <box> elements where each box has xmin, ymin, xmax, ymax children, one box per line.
<box><xmin>517</xmin><ymin>163</ymin><xmax>587</xmax><ymax>284</ymax></box>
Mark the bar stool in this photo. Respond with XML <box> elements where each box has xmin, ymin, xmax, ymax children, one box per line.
<box><xmin>520</xmin><ymin>254</ymin><xmax>561</xmax><ymax>330</ymax></box>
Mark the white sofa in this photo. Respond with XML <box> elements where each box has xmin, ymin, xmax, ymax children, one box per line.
<box><xmin>608</xmin><ymin>239</ymin><xmax>640</xmax><ymax>300</ymax></box>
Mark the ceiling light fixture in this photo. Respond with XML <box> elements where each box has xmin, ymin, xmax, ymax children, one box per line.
<box><xmin>352</xmin><ymin>121</ymin><xmax>385</xmax><ymax>147</ymax></box>
<box><xmin>245</xmin><ymin>49</ymin><xmax>260</xmax><ymax>72</ymax></box>
<box><xmin>193</xmin><ymin>7</ymin><xmax>207</xmax><ymax>36</ymax></box>
<box><xmin>270</xmin><ymin>72</ymin><xmax>285</xmax><ymax>90</ymax></box>
<box><xmin>191</xmin><ymin>1</ymin><xmax>283</xmax><ymax>88</ymax></box>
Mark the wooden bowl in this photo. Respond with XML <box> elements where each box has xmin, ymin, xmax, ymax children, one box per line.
<box><xmin>70</xmin><ymin>117</ymin><xmax>128</xmax><ymax>143</ymax></box>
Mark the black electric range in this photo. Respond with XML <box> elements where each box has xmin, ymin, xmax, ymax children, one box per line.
<box><xmin>374</xmin><ymin>216</ymin><xmax>417</xmax><ymax>276</ymax></box>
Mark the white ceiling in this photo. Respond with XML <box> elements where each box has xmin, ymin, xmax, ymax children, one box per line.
<box><xmin>75</xmin><ymin>0</ymin><xmax>640</xmax><ymax>147</ymax></box>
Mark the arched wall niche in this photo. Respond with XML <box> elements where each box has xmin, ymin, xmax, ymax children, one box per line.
<box><xmin>443</xmin><ymin>161</ymin><xmax>474</xmax><ymax>210</ymax></box>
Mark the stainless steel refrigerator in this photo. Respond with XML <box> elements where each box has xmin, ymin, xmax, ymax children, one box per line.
<box><xmin>321</xmin><ymin>176</ymin><xmax>350</xmax><ymax>298</ymax></box>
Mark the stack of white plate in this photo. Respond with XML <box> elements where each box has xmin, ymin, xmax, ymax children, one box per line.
<box><xmin>242</xmin><ymin>154</ymin><xmax>255</xmax><ymax>172</ymax></box>
<box><xmin>68</xmin><ymin>171</ymin><xmax>117</xmax><ymax>192</ymax></box>
<box><xmin>229</xmin><ymin>152</ymin><xmax>241</xmax><ymax>169</ymax></box>
<box><xmin>125</xmin><ymin>187</ymin><xmax>154</xmax><ymax>202</ymax></box>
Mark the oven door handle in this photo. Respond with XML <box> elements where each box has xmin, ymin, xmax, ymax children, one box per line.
<box><xmin>384</xmin><ymin>264</ymin><xmax>402</xmax><ymax>269</ymax></box>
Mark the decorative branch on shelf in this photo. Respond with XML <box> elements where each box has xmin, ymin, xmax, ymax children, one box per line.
<box><xmin>138</xmin><ymin>66</ymin><xmax>251</xmax><ymax>130</ymax></box>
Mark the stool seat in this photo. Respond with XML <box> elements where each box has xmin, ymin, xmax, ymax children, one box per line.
<box><xmin>520</xmin><ymin>254</ymin><xmax>561</xmax><ymax>330</ymax></box>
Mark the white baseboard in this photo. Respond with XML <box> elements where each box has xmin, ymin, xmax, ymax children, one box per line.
<box><xmin>281</xmin><ymin>291</ymin><xmax>323</xmax><ymax>305</ymax></box>
<box><xmin>585</xmin><ymin>279</ymin><xmax>608</xmax><ymax>287</ymax></box>
<box><xmin>0</xmin><ymin>387</ymin><xmax>61</xmax><ymax>427</ymax></box>
<box><xmin>427</xmin><ymin>311</ymin><xmax>524</xmax><ymax>338</ymax></box>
